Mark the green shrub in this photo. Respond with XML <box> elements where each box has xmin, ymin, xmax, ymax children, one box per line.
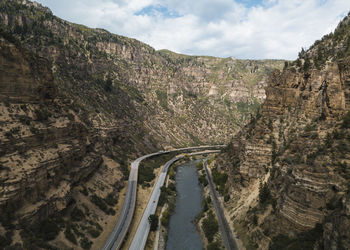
<box><xmin>64</xmin><ymin>226</ymin><xmax>77</xmax><ymax>244</ymax></box>
<box><xmin>269</xmin><ymin>223</ymin><xmax>323</xmax><ymax>250</ymax></box>
<box><xmin>259</xmin><ymin>182</ymin><xmax>271</xmax><ymax>205</ymax></box>
<box><xmin>105</xmin><ymin>193</ymin><xmax>118</xmax><ymax>206</ymax></box>
<box><xmin>207</xmin><ymin>241</ymin><xmax>221</xmax><ymax>250</ymax></box>
<box><xmin>138</xmin><ymin>165</ymin><xmax>155</xmax><ymax>185</ymax></box>
<box><xmin>342</xmin><ymin>111</ymin><xmax>350</xmax><ymax>128</ymax></box>
<box><xmin>196</xmin><ymin>161</ymin><xmax>204</xmax><ymax>171</ymax></box>
<box><xmin>148</xmin><ymin>214</ymin><xmax>158</xmax><ymax>231</ymax></box>
<box><xmin>202</xmin><ymin>210</ymin><xmax>219</xmax><ymax>243</ymax></box>
<box><xmin>87</xmin><ymin>227</ymin><xmax>100</xmax><ymax>238</ymax></box>
<box><xmin>90</xmin><ymin>194</ymin><xmax>109</xmax><ymax>214</ymax></box>
<box><xmin>34</xmin><ymin>108</ymin><xmax>51</xmax><ymax>121</ymax></box>
<box><xmin>71</xmin><ymin>207</ymin><xmax>85</xmax><ymax>221</ymax></box>
<box><xmin>199</xmin><ymin>174</ymin><xmax>208</xmax><ymax>186</ymax></box>
<box><xmin>80</xmin><ymin>237</ymin><xmax>92</xmax><ymax>250</ymax></box>
<box><xmin>224</xmin><ymin>194</ymin><xmax>230</xmax><ymax>202</ymax></box>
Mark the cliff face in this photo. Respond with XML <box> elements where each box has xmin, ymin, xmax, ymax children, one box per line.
<box><xmin>215</xmin><ymin>12</ymin><xmax>350</xmax><ymax>250</ymax></box>
<box><xmin>0</xmin><ymin>0</ymin><xmax>284</xmax><ymax>249</ymax></box>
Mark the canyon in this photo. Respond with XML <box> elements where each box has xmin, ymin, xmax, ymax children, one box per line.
<box><xmin>0</xmin><ymin>0</ymin><xmax>283</xmax><ymax>249</ymax></box>
<box><xmin>1</xmin><ymin>0</ymin><xmax>350</xmax><ymax>249</ymax></box>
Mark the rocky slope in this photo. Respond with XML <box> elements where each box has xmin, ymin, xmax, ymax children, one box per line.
<box><xmin>0</xmin><ymin>0</ymin><xmax>284</xmax><ymax>249</ymax></box>
<box><xmin>214</xmin><ymin>11</ymin><xmax>350</xmax><ymax>250</ymax></box>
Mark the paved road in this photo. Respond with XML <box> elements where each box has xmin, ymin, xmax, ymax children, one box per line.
<box><xmin>130</xmin><ymin>150</ymin><xmax>221</xmax><ymax>250</ymax></box>
<box><xmin>203</xmin><ymin>160</ymin><xmax>238</xmax><ymax>250</ymax></box>
<box><xmin>101</xmin><ymin>145</ymin><xmax>224</xmax><ymax>250</ymax></box>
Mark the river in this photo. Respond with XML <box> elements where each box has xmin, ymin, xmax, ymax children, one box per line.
<box><xmin>166</xmin><ymin>160</ymin><xmax>203</xmax><ymax>250</ymax></box>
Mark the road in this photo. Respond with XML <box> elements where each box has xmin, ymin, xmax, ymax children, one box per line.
<box><xmin>129</xmin><ymin>150</ymin><xmax>221</xmax><ymax>250</ymax></box>
<box><xmin>203</xmin><ymin>160</ymin><xmax>238</xmax><ymax>250</ymax></box>
<box><xmin>101</xmin><ymin>145</ymin><xmax>224</xmax><ymax>250</ymax></box>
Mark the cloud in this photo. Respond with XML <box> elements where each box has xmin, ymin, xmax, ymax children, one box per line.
<box><xmin>35</xmin><ymin>0</ymin><xmax>350</xmax><ymax>59</ymax></box>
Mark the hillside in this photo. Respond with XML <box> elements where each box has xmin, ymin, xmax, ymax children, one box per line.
<box><xmin>0</xmin><ymin>0</ymin><xmax>284</xmax><ymax>249</ymax></box>
<box><xmin>214</xmin><ymin>11</ymin><xmax>350</xmax><ymax>250</ymax></box>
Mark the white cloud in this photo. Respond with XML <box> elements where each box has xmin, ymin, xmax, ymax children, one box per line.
<box><xmin>35</xmin><ymin>0</ymin><xmax>350</xmax><ymax>59</ymax></box>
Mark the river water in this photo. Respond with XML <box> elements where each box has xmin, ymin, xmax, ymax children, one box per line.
<box><xmin>166</xmin><ymin>160</ymin><xmax>203</xmax><ymax>250</ymax></box>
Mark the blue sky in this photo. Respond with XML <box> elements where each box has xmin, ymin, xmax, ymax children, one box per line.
<box><xmin>35</xmin><ymin>0</ymin><xmax>350</xmax><ymax>59</ymax></box>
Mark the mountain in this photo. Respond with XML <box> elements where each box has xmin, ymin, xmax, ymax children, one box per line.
<box><xmin>214</xmin><ymin>11</ymin><xmax>350</xmax><ymax>250</ymax></box>
<box><xmin>0</xmin><ymin>0</ymin><xmax>283</xmax><ymax>249</ymax></box>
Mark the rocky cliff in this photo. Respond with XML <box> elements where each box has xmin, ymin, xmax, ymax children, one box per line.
<box><xmin>0</xmin><ymin>0</ymin><xmax>284</xmax><ymax>249</ymax></box>
<box><xmin>215</xmin><ymin>11</ymin><xmax>350</xmax><ymax>250</ymax></box>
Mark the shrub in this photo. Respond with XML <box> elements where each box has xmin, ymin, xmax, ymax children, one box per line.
<box><xmin>202</xmin><ymin>210</ymin><xmax>219</xmax><ymax>243</ymax></box>
<box><xmin>87</xmin><ymin>227</ymin><xmax>100</xmax><ymax>238</ymax></box>
<box><xmin>199</xmin><ymin>174</ymin><xmax>208</xmax><ymax>186</ymax></box>
<box><xmin>90</xmin><ymin>194</ymin><xmax>109</xmax><ymax>214</ymax></box>
<box><xmin>259</xmin><ymin>182</ymin><xmax>271</xmax><ymax>205</ymax></box>
<box><xmin>342</xmin><ymin>111</ymin><xmax>350</xmax><ymax>129</ymax></box>
<box><xmin>34</xmin><ymin>108</ymin><xmax>51</xmax><ymax>121</ymax></box>
<box><xmin>269</xmin><ymin>223</ymin><xmax>323</xmax><ymax>250</ymax></box>
<box><xmin>80</xmin><ymin>237</ymin><xmax>92</xmax><ymax>250</ymax></box>
<box><xmin>138</xmin><ymin>165</ymin><xmax>155</xmax><ymax>185</ymax></box>
<box><xmin>64</xmin><ymin>227</ymin><xmax>77</xmax><ymax>244</ymax></box>
<box><xmin>196</xmin><ymin>161</ymin><xmax>204</xmax><ymax>171</ymax></box>
<box><xmin>105</xmin><ymin>193</ymin><xmax>118</xmax><ymax>206</ymax></box>
<box><xmin>224</xmin><ymin>194</ymin><xmax>230</xmax><ymax>202</ymax></box>
<box><xmin>207</xmin><ymin>241</ymin><xmax>221</xmax><ymax>250</ymax></box>
<box><xmin>148</xmin><ymin>214</ymin><xmax>158</xmax><ymax>231</ymax></box>
<box><xmin>71</xmin><ymin>207</ymin><xmax>85</xmax><ymax>221</ymax></box>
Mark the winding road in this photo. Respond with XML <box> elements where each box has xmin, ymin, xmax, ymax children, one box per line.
<box><xmin>101</xmin><ymin>145</ymin><xmax>224</xmax><ymax>250</ymax></box>
<box><xmin>130</xmin><ymin>150</ymin><xmax>221</xmax><ymax>250</ymax></box>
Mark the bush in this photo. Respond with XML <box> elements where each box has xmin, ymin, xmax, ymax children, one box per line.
<box><xmin>105</xmin><ymin>193</ymin><xmax>118</xmax><ymax>206</ymax></box>
<box><xmin>87</xmin><ymin>227</ymin><xmax>100</xmax><ymax>238</ymax></box>
<box><xmin>196</xmin><ymin>161</ymin><xmax>204</xmax><ymax>171</ymax></box>
<box><xmin>161</xmin><ymin>211</ymin><xmax>170</xmax><ymax>227</ymax></box>
<box><xmin>269</xmin><ymin>223</ymin><xmax>323</xmax><ymax>250</ymax></box>
<box><xmin>199</xmin><ymin>174</ymin><xmax>208</xmax><ymax>186</ymax></box>
<box><xmin>148</xmin><ymin>214</ymin><xmax>158</xmax><ymax>231</ymax></box>
<box><xmin>64</xmin><ymin>226</ymin><xmax>77</xmax><ymax>244</ymax></box>
<box><xmin>342</xmin><ymin>111</ymin><xmax>350</xmax><ymax>129</ymax></box>
<box><xmin>34</xmin><ymin>108</ymin><xmax>51</xmax><ymax>121</ymax></box>
<box><xmin>224</xmin><ymin>194</ymin><xmax>230</xmax><ymax>202</ymax></box>
<box><xmin>71</xmin><ymin>207</ymin><xmax>85</xmax><ymax>221</ymax></box>
<box><xmin>80</xmin><ymin>237</ymin><xmax>92</xmax><ymax>250</ymax></box>
<box><xmin>259</xmin><ymin>182</ymin><xmax>271</xmax><ymax>205</ymax></box>
<box><xmin>207</xmin><ymin>241</ymin><xmax>221</xmax><ymax>250</ymax></box>
<box><xmin>138</xmin><ymin>165</ymin><xmax>155</xmax><ymax>185</ymax></box>
<box><xmin>202</xmin><ymin>210</ymin><xmax>219</xmax><ymax>243</ymax></box>
<box><xmin>90</xmin><ymin>194</ymin><xmax>110</xmax><ymax>214</ymax></box>
<box><xmin>212</xmin><ymin>168</ymin><xmax>228</xmax><ymax>195</ymax></box>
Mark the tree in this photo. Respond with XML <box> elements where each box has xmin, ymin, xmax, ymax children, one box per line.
<box><xmin>202</xmin><ymin>210</ymin><xmax>219</xmax><ymax>242</ymax></box>
<box><xmin>259</xmin><ymin>181</ymin><xmax>270</xmax><ymax>205</ymax></box>
<box><xmin>148</xmin><ymin>214</ymin><xmax>158</xmax><ymax>231</ymax></box>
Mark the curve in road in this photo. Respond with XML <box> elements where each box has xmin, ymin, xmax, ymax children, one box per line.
<box><xmin>129</xmin><ymin>150</ymin><xmax>221</xmax><ymax>250</ymax></box>
<box><xmin>101</xmin><ymin>145</ymin><xmax>224</xmax><ymax>250</ymax></box>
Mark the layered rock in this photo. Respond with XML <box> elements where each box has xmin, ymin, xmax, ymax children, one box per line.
<box><xmin>215</xmin><ymin>12</ymin><xmax>350</xmax><ymax>250</ymax></box>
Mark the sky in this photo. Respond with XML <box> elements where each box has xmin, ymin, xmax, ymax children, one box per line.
<box><xmin>34</xmin><ymin>0</ymin><xmax>350</xmax><ymax>60</ymax></box>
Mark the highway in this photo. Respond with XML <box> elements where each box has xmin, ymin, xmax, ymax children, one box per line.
<box><xmin>203</xmin><ymin>160</ymin><xmax>238</xmax><ymax>250</ymax></box>
<box><xmin>101</xmin><ymin>145</ymin><xmax>224</xmax><ymax>250</ymax></box>
<box><xmin>129</xmin><ymin>150</ymin><xmax>221</xmax><ymax>250</ymax></box>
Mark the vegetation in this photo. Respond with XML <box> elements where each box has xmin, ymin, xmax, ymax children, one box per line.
<box><xmin>259</xmin><ymin>181</ymin><xmax>271</xmax><ymax>205</ymax></box>
<box><xmin>207</xmin><ymin>241</ymin><xmax>222</xmax><ymax>250</ymax></box>
<box><xmin>90</xmin><ymin>194</ymin><xmax>115</xmax><ymax>215</ymax></box>
<box><xmin>212</xmin><ymin>168</ymin><xmax>228</xmax><ymax>195</ymax></box>
<box><xmin>148</xmin><ymin>214</ymin><xmax>159</xmax><ymax>231</ymax></box>
<box><xmin>202</xmin><ymin>210</ymin><xmax>219</xmax><ymax>243</ymax></box>
<box><xmin>71</xmin><ymin>207</ymin><xmax>85</xmax><ymax>221</ymax></box>
<box><xmin>269</xmin><ymin>223</ymin><xmax>323</xmax><ymax>250</ymax></box>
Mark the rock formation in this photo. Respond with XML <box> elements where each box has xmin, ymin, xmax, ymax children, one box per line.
<box><xmin>215</xmin><ymin>11</ymin><xmax>350</xmax><ymax>250</ymax></box>
<box><xmin>0</xmin><ymin>0</ymin><xmax>283</xmax><ymax>249</ymax></box>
